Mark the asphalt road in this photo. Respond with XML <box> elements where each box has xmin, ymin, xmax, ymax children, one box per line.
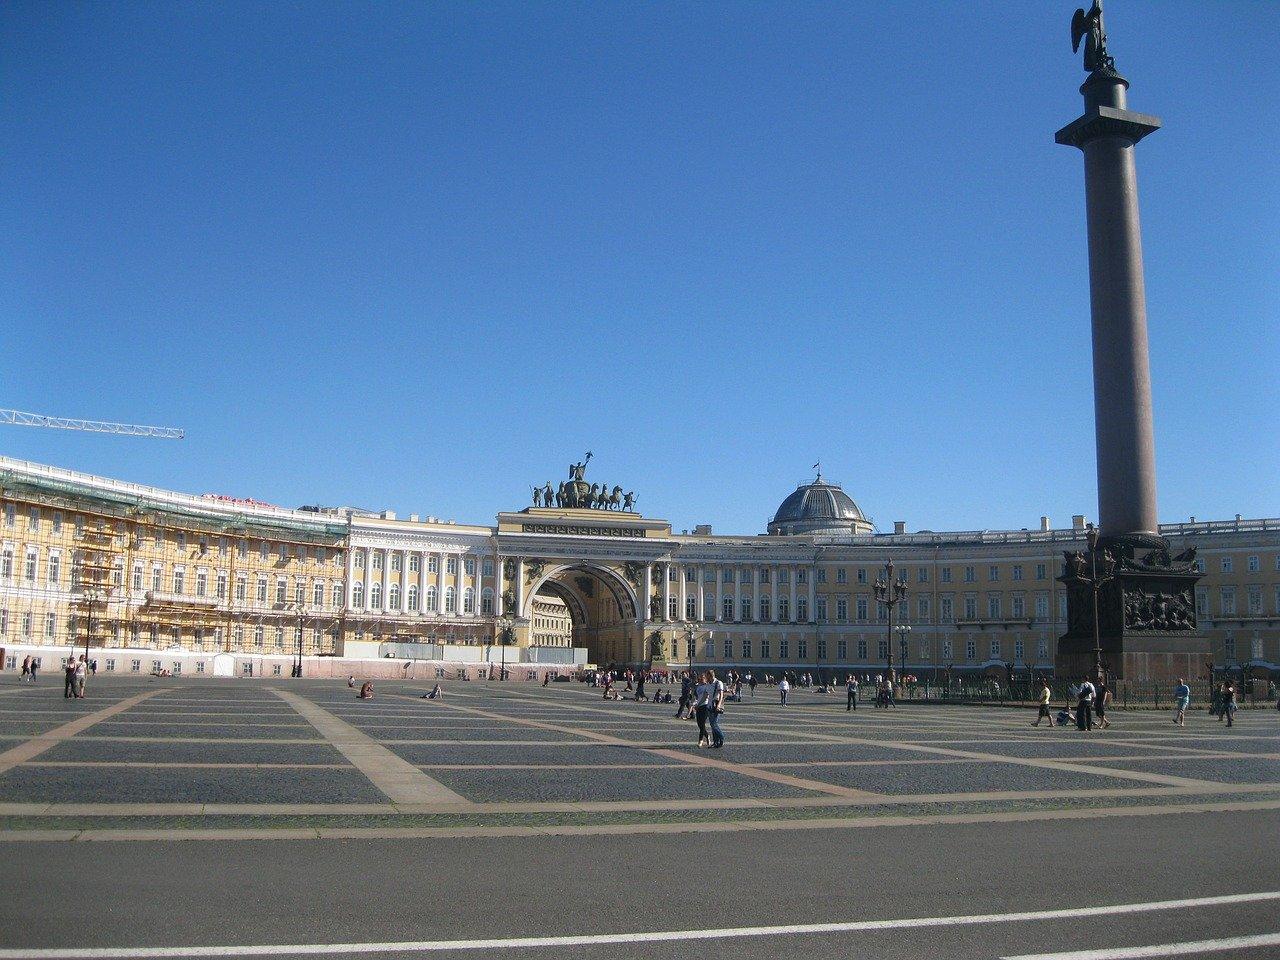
<box><xmin>2</xmin><ymin>809</ymin><xmax>1279</xmax><ymax>959</ymax></box>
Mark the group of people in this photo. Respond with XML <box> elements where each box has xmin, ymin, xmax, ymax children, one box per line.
<box><xmin>62</xmin><ymin>655</ymin><xmax>89</xmax><ymax>699</ymax></box>
<box><xmin>18</xmin><ymin>656</ymin><xmax>39</xmax><ymax>683</ymax></box>
<box><xmin>673</xmin><ymin>669</ymin><xmax>726</xmax><ymax>748</ymax></box>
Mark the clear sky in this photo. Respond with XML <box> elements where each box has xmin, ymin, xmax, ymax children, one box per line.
<box><xmin>2</xmin><ymin>1</ymin><xmax>1276</xmax><ymax>535</ymax></box>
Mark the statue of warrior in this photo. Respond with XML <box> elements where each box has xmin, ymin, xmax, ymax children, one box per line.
<box><xmin>531</xmin><ymin>485</ymin><xmax>542</xmax><ymax>508</ymax></box>
<box><xmin>542</xmin><ymin>481</ymin><xmax>554</xmax><ymax>506</ymax></box>
<box><xmin>623</xmin><ymin>491</ymin><xmax>636</xmax><ymax>512</ymax></box>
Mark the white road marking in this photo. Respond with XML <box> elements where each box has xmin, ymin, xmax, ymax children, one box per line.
<box><xmin>0</xmin><ymin>891</ymin><xmax>1276</xmax><ymax>957</ymax></box>
<box><xmin>1005</xmin><ymin>931</ymin><xmax>1280</xmax><ymax>959</ymax></box>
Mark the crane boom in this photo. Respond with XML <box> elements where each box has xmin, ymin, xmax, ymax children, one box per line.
<box><xmin>0</xmin><ymin>408</ymin><xmax>184</xmax><ymax>440</ymax></box>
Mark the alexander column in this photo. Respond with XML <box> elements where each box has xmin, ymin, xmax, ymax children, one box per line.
<box><xmin>1054</xmin><ymin>1</ymin><xmax>1205</xmax><ymax>683</ymax></box>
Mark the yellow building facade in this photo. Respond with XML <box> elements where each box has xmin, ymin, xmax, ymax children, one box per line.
<box><xmin>1</xmin><ymin>456</ymin><xmax>1276</xmax><ymax>681</ymax></box>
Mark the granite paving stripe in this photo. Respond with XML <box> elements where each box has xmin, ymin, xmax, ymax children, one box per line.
<box><xmin>273</xmin><ymin>689</ymin><xmax>470</xmax><ymax>805</ymax></box>
<box><xmin>38</xmin><ymin>738</ymin><xmax>345</xmax><ymax>764</ymax></box>
<box><xmin>20</xmin><ymin>761</ymin><xmax>350</xmax><ymax>769</ymax></box>
<box><xmin>61</xmin><ymin>736</ymin><xmax>329</xmax><ymax>745</ymax></box>
<box><xmin>0</xmin><ymin>764</ymin><xmax>386</xmax><ymax>804</ymax></box>
<box><xmin>80</xmin><ymin>723</ymin><xmax>313</xmax><ymax>740</ymax></box>
<box><xmin>1089</xmin><ymin>757</ymin><xmax>1280</xmax><ymax>785</ymax></box>
<box><xmin>755</xmin><ymin>761</ymin><xmax>1149</xmax><ymax>796</ymax></box>
<box><xmin>0</xmin><ymin>689</ymin><xmax>171</xmax><ymax>774</ymax></box>
<box><xmin>385</xmin><ymin>743</ymin><xmax>675</xmax><ymax>766</ymax></box>
<box><xmin>426</xmin><ymin>765</ymin><xmax>813</xmax><ymax>803</ymax></box>
<box><xmin>388</xmin><ymin>693</ymin><xmax>880</xmax><ymax>800</ymax></box>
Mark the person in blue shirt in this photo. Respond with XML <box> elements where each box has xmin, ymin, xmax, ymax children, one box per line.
<box><xmin>1173</xmin><ymin>678</ymin><xmax>1191</xmax><ymax>727</ymax></box>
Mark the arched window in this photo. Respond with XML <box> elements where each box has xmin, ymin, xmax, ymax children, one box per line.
<box><xmin>425</xmin><ymin>585</ymin><xmax>437</xmax><ymax>611</ymax></box>
<box><xmin>444</xmin><ymin>586</ymin><xmax>456</xmax><ymax>613</ymax></box>
<box><xmin>407</xmin><ymin>585</ymin><xmax>419</xmax><ymax>611</ymax></box>
<box><xmin>481</xmin><ymin>588</ymin><xmax>494</xmax><ymax>615</ymax></box>
<box><xmin>388</xmin><ymin>584</ymin><xmax>401</xmax><ymax>610</ymax></box>
<box><xmin>369</xmin><ymin>584</ymin><xmax>382</xmax><ymax>609</ymax></box>
<box><xmin>351</xmin><ymin>583</ymin><xmax>364</xmax><ymax>607</ymax></box>
<box><xmin>463</xmin><ymin>587</ymin><xmax>475</xmax><ymax>614</ymax></box>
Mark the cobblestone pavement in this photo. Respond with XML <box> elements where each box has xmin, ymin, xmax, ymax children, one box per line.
<box><xmin>1</xmin><ymin>676</ymin><xmax>1277</xmax><ymax>959</ymax></box>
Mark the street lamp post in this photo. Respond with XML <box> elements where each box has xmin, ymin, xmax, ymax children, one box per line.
<box><xmin>685</xmin><ymin>622</ymin><xmax>697</xmax><ymax>680</ymax></box>
<box><xmin>81</xmin><ymin>588</ymin><xmax>102</xmax><ymax>688</ymax></box>
<box><xmin>895</xmin><ymin>623</ymin><xmax>912</xmax><ymax>689</ymax></box>
<box><xmin>1084</xmin><ymin>523</ymin><xmax>1116</xmax><ymax>682</ymax></box>
<box><xmin>292</xmin><ymin>602</ymin><xmax>305</xmax><ymax>678</ymax></box>
<box><xmin>873</xmin><ymin>559</ymin><xmax>908</xmax><ymax>683</ymax></box>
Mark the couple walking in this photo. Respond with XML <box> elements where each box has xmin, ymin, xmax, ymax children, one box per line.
<box><xmin>691</xmin><ymin>669</ymin><xmax>726</xmax><ymax>749</ymax></box>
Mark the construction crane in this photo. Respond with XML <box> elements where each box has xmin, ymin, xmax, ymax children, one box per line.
<box><xmin>1</xmin><ymin>408</ymin><xmax>184</xmax><ymax>440</ymax></box>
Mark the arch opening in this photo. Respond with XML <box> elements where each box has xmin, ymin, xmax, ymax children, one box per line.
<box><xmin>526</xmin><ymin>563</ymin><xmax>640</xmax><ymax>668</ymax></box>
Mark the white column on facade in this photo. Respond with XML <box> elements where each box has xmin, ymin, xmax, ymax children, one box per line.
<box><xmin>494</xmin><ymin>552</ymin><xmax>504</xmax><ymax>617</ymax></box>
<box><xmin>436</xmin><ymin>551</ymin><xmax>447</xmax><ymax>616</ymax></box>
<box><xmin>808</xmin><ymin>564</ymin><xmax>817</xmax><ymax>623</ymax></box>
<box><xmin>661</xmin><ymin>563</ymin><xmax>672</xmax><ymax>622</ymax></box>
<box><xmin>771</xmin><ymin>566</ymin><xmax>780</xmax><ymax>623</ymax></box>
<box><xmin>345</xmin><ymin>545</ymin><xmax>356</xmax><ymax>615</ymax></box>
<box><xmin>790</xmin><ymin>566</ymin><xmax>798</xmax><ymax>623</ymax></box>
<box><xmin>364</xmin><ymin>550</ymin><xmax>373</xmax><ymax>611</ymax></box>
<box><xmin>418</xmin><ymin>551</ymin><xmax>427</xmax><ymax>617</ymax></box>
<box><xmin>513</xmin><ymin>557</ymin><xmax>524</xmax><ymax>618</ymax></box>
<box><xmin>642</xmin><ymin>563</ymin><xmax>652</xmax><ymax>623</ymax></box>
<box><xmin>677</xmin><ymin>564</ymin><xmax>688</xmax><ymax>621</ymax></box>
<box><xmin>751</xmin><ymin>566</ymin><xmax>761</xmax><ymax>622</ymax></box>
<box><xmin>695</xmin><ymin>566</ymin><xmax>705</xmax><ymax>622</ymax></box>
<box><xmin>714</xmin><ymin>565</ymin><xmax>723</xmax><ymax>622</ymax></box>
<box><xmin>734</xmin><ymin>564</ymin><xmax>742</xmax><ymax>622</ymax></box>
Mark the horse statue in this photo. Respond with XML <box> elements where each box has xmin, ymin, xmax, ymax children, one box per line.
<box><xmin>542</xmin><ymin>481</ymin><xmax>554</xmax><ymax>507</ymax></box>
<box><xmin>604</xmin><ymin>486</ymin><xmax>623</xmax><ymax>511</ymax></box>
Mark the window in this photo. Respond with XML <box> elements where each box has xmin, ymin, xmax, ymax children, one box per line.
<box><xmin>218</xmin><ymin>573</ymin><xmax>228</xmax><ymax>599</ymax></box>
<box><xmin>722</xmin><ymin>597</ymin><xmax>734</xmax><ymax>621</ymax></box>
<box><xmin>1035</xmin><ymin>563</ymin><xmax>1047</xmax><ymax>580</ymax></box>
<box><xmin>352</xmin><ymin>583</ymin><xmax>365</xmax><ymax>607</ymax></box>
<box><xmin>28</xmin><ymin>507</ymin><xmax>39</xmax><ymax>531</ymax></box>
<box><xmin>388</xmin><ymin>584</ymin><xmax>401</xmax><ymax>610</ymax></box>
<box><xmin>1251</xmin><ymin>635</ymin><xmax>1264</xmax><ymax>659</ymax></box>
<box><xmin>815</xmin><ymin>598</ymin><xmax>827</xmax><ymax>621</ymax></box>
<box><xmin>1196</xmin><ymin>590</ymin><xmax>1208</xmax><ymax>617</ymax></box>
<box><xmin>390</xmin><ymin>553</ymin><xmax>402</xmax><ymax>572</ymax></box>
<box><xmin>1221</xmin><ymin>557</ymin><xmax>1233</xmax><ymax>573</ymax></box>
<box><xmin>779</xmin><ymin>639</ymin><xmax>789</xmax><ymax>659</ymax></box>
<box><xmin>481</xmin><ymin>588</ymin><xmax>494</xmax><ymax>614</ymax></box>
<box><xmin>877</xmin><ymin>639</ymin><xmax>888</xmax><ymax>660</ymax></box>
<box><xmin>916</xmin><ymin>597</ymin><xmax>929</xmax><ymax>621</ymax></box>
<box><xmin>856</xmin><ymin>598</ymin><xmax>868</xmax><ymax>621</ymax></box>
<box><xmin>1220</xmin><ymin>587</ymin><xmax>1236</xmax><ymax>616</ymax></box>
<box><xmin>740</xmin><ymin>597</ymin><xmax>751</xmax><ymax>621</ymax></box>
<box><xmin>722</xmin><ymin>568</ymin><xmax>733</xmax><ymax>583</ymax></box>
<box><xmin>797</xmin><ymin>569</ymin><xmax>807</xmax><ymax>584</ymax></box>
<box><xmin>25</xmin><ymin>549</ymin><xmax>37</xmax><ymax>582</ymax></box>
<box><xmin>1224</xmin><ymin>635</ymin><xmax>1235</xmax><ymax>659</ymax></box>
<box><xmin>313</xmin><ymin>581</ymin><xmax>324</xmax><ymax>606</ymax></box>
<box><xmin>1247</xmin><ymin>555</ymin><xmax>1259</xmax><ymax>573</ymax></box>
<box><xmin>941</xmin><ymin>567</ymin><xmax>952</xmax><ymax>583</ymax></box>
<box><xmin>408</xmin><ymin>554</ymin><xmax>420</xmax><ymax>573</ymax></box>
<box><xmin>760</xmin><ymin>596</ymin><xmax>771</xmax><ymax>621</ymax></box>
<box><xmin>1014</xmin><ymin>640</ymin><xmax>1024</xmax><ymax>661</ymax></box>
<box><xmin>1011</xmin><ymin>595</ymin><xmax>1024</xmax><ymax>618</ymax></box>
<box><xmin>446</xmin><ymin>556</ymin><xmax>458</xmax><ymax>575</ymax></box>
<box><xmin>276</xmin><ymin>579</ymin><xmax>287</xmax><ymax>604</ymax></box>
<box><xmin>917</xmin><ymin>567</ymin><xmax>928</xmax><ymax>583</ymax></box>
<box><xmin>45</xmin><ymin>613</ymin><xmax>56</xmax><ymax>638</ymax></box>
<box><xmin>483</xmin><ymin>559</ymin><xmax>493</xmax><ymax>577</ymax></box>
<box><xmin>427</xmin><ymin>555</ymin><xmax>438</xmax><ymax>574</ymax></box>
<box><xmin>131</xmin><ymin>659</ymin><xmax>141</xmax><ymax>673</ymax></box>
<box><xmin>425</xmin><ymin>585</ymin><xmax>437</xmax><ymax>611</ymax></box>
<box><xmin>686</xmin><ymin>597</ymin><xmax>697</xmax><ymax>620</ymax></box>
<box><xmin>274</xmin><ymin>626</ymin><xmax>284</xmax><ymax>650</ymax></box>
<box><xmin>48</xmin><ymin>553</ymin><xmax>60</xmax><ymax>584</ymax></box>
<box><xmin>722</xmin><ymin>638</ymin><xmax>732</xmax><ymax>659</ymax></box>
<box><xmin>816</xmin><ymin>569</ymin><xmax>827</xmax><ymax>584</ymax></box>
<box><xmin>988</xmin><ymin>565</ymin><xmax>999</xmax><ymax>582</ymax></box>
<box><xmin>964</xmin><ymin>596</ymin><xmax>977</xmax><ymax>620</ymax></box>
<box><xmin>836</xmin><ymin>640</ymin><xmax>847</xmax><ymax>660</ymax></box>
<box><xmin>816</xmin><ymin>639</ymin><xmax>826</xmax><ymax>659</ymax></box>
<box><xmin>963</xmin><ymin>566</ymin><xmax>975</xmax><ymax>583</ymax></box>
<box><xmin>1012</xmin><ymin>565</ymin><xmax>1023</xmax><ymax>581</ymax></box>
<box><xmin>1</xmin><ymin>548</ymin><xmax>11</xmax><ymax>580</ymax></box>
<box><xmin>741</xmin><ymin>638</ymin><xmax>752</xmax><ymax>659</ymax></box>
<box><xmin>332</xmin><ymin>583</ymin><xmax>343</xmax><ymax>608</ymax></box>
<box><xmin>965</xmin><ymin>639</ymin><xmax>976</xmax><ymax>661</ymax></box>
<box><xmin>464</xmin><ymin>588</ymin><xmax>475</xmax><ymax>614</ymax></box>
<box><xmin>370</xmin><ymin>584</ymin><xmax>383</xmax><ymax>609</ymax></box>
<box><xmin>272</xmin><ymin>664</ymin><xmax>282</xmax><ymax>677</ymax></box>
<box><xmin>759</xmin><ymin>639</ymin><xmax>770</xmax><ymax>659</ymax></box>
<box><xmin>354</xmin><ymin>551</ymin><xmax>366</xmax><ymax>569</ymax></box>
<box><xmin>407</xmin><ymin>585</ymin><xmax>419</xmax><ymax>611</ymax></box>
<box><xmin>778</xmin><ymin>596</ymin><xmax>790</xmax><ymax>621</ymax></box>
<box><xmin>465</xmin><ymin>558</ymin><xmax>476</xmax><ymax>576</ymax></box>
<box><xmin>444</xmin><ymin>586</ymin><xmax>456</xmax><ymax>613</ymax></box>
<box><xmin>837</xmin><ymin>598</ymin><xmax>848</xmax><ymax>621</ymax></box>
<box><xmin>857</xmin><ymin>639</ymin><xmax>867</xmax><ymax>659</ymax></box>
<box><xmin>254</xmin><ymin>626</ymin><xmax>264</xmax><ymax>649</ymax></box>
<box><xmin>797</xmin><ymin>598</ymin><xmax>808</xmax><ymax>621</ymax></box>
<box><xmin>835</xmin><ymin>568</ymin><xmax>846</xmax><ymax>584</ymax></box>
<box><xmin>779</xmin><ymin>569</ymin><xmax>790</xmax><ymax>585</ymax></box>
<box><xmin>1057</xmin><ymin>593</ymin><xmax>1067</xmax><ymax>619</ymax></box>
<box><xmin>797</xmin><ymin>640</ymin><xmax>808</xmax><ymax>659</ymax></box>
<box><xmin>195</xmin><ymin>570</ymin><xmax>207</xmax><ymax>597</ymax></box>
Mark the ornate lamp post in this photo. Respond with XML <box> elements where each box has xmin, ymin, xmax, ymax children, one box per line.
<box><xmin>873</xmin><ymin>560</ymin><xmax>908</xmax><ymax>681</ymax></box>
<box><xmin>1084</xmin><ymin>523</ymin><xmax>1116</xmax><ymax>681</ymax></box>
<box><xmin>292</xmin><ymin>601</ymin><xmax>306</xmax><ymax>678</ymax></box>
<box><xmin>685</xmin><ymin>622</ymin><xmax>697</xmax><ymax>679</ymax></box>
<box><xmin>895</xmin><ymin>623</ymin><xmax>912</xmax><ymax>687</ymax></box>
<box><xmin>81</xmin><ymin>588</ymin><xmax>102</xmax><ymax>687</ymax></box>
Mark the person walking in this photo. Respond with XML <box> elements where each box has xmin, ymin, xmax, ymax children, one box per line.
<box><xmin>634</xmin><ymin>672</ymin><xmax>646</xmax><ymax>702</ymax></box>
<box><xmin>1032</xmin><ymin>678</ymin><xmax>1053</xmax><ymax>728</ymax></box>
<box><xmin>1223</xmin><ymin>682</ymin><xmax>1238</xmax><ymax>728</ymax></box>
<box><xmin>707</xmin><ymin>669</ymin><xmax>726</xmax><ymax>748</ymax></box>
<box><xmin>63</xmin><ymin>657</ymin><xmax>76</xmax><ymax>699</ymax></box>
<box><xmin>693</xmin><ymin>671</ymin><xmax>712</xmax><ymax>748</ymax></box>
<box><xmin>29</xmin><ymin>658</ymin><xmax>38</xmax><ymax>681</ymax></box>
<box><xmin>21</xmin><ymin>656</ymin><xmax>31</xmax><ymax>683</ymax></box>
<box><xmin>74</xmin><ymin>655</ymin><xmax>87</xmax><ymax>698</ymax></box>
<box><xmin>1094</xmin><ymin>677</ymin><xmax>1111</xmax><ymax>729</ymax></box>
<box><xmin>778</xmin><ymin>675</ymin><xmax>790</xmax><ymax>706</ymax></box>
<box><xmin>846</xmin><ymin>674</ymin><xmax>858</xmax><ymax>712</ymax></box>
<box><xmin>676</xmin><ymin>672</ymin><xmax>693</xmax><ymax>719</ymax></box>
<box><xmin>1076</xmin><ymin>675</ymin><xmax>1095</xmax><ymax>731</ymax></box>
<box><xmin>747</xmin><ymin>672</ymin><xmax>756</xmax><ymax>698</ymax></box>
<box><xmin>1173</xmin><ymin>678</ymin><xmax>1191</xmax><ymax>726</ymax></box>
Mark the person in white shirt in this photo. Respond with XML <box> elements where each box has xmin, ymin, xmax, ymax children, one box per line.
<box><xmin>1076</xmin><ymin>676</ymin><xmax>1096</xmax><ymax>731</ymax></box>
<box><xmin>706</xmin><ymin>669</ymin><xmax>726</xmax><ymax>748</ymax></box>
<box><xmin>779</xmin><ymin>676</ymin><xmax>790</xmax><ymax>706</ymax></box>
<box><xmin>693</xmin><ymin>672</ymin><xmax>713</xmax><ymax>747</ymax></box>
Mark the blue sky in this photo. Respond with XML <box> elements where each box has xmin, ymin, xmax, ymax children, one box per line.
<box><xmin>1</xmin><ymin>1</ymin><xmax>1276</xmax><ymax>534</ymax></box>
